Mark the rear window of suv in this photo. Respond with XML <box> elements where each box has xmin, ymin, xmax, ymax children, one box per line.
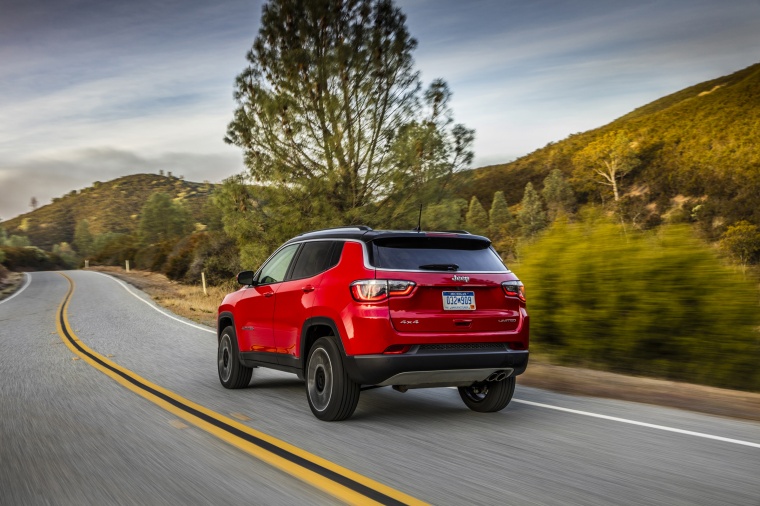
<box><xmin>370</xmin><ymin>236</ymin><xmax>508</xmax><ymax>272</ymax></box>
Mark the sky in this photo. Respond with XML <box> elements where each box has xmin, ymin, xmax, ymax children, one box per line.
<box><xmin>1</xmin><ymin>0</ymin><xmax>759</xmax><ymax>221</ymax></box>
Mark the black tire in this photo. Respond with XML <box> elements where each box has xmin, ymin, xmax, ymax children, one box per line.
<box><xmin>218</xmin><ymin>326</ymin><xmax>253</xmax><ymax>389</ymax></box>
<box><xmin>305</xmin><ymin>337</ymin><xmax>360</xmax><ymax>421</ymax></box>
<box><xmin>458</xmin><ymin>376</ymin><xmax>516</xmax><ymax>413</ymax></box>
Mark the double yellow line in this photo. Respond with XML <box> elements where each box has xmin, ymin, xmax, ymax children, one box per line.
<box><xmin>56</xmin><ymin>273</ymin><xmax>426</xmax><ymax>506</ymax></box>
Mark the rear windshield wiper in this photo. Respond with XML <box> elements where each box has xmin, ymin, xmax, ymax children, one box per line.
<box><xmin>419</xmin><ymin>263</ymin><xmax>459</xmax><ymax>271</ymax></box>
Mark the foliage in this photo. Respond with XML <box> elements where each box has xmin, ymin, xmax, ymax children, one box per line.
<box><xmin>419</xmin><ymin>199</ymin><xmax>467</xmax><ymax>231</ymax></box>
<box><xmin>185</xmin><ymin>232</ymin><xmax>241</xmax><ymax>285</ymax></box>
<box><xmin>541</xmin><ymin>169</ymin><xmax>576</xmax><ymax>220</ymax></box>
<box><xmin>138</xmin><ymin>193</ymin><xmax>192</xmax><ymax>246</ymax></box>
<box><xmin>720</xmin><ymin>221</ymin><xmax>760</xmax><ymax>270</ymax></box>
<box><xmin>164</xmin><ymin>234</ymin><xmax>205</xmax><ymax>281</ymax></box>
<box><xmin>0</xmin><ymin>246</ymin><xmax>69</xmax><ymax>271</ymax></box>
<box><xmin>516</xmin><ymin>217</ymin><xmax>760</xmax><ymax>391</ymax></box>
<box><xmin>91</xmin><ymin>233</ymin><xmax>136</xmax><ymax>266</ymax></box>
<box><xmin>225</xmin><ymin>0</ymin><xmax>473</xmax><ymax>234</ymax></box>
<box><xmin>517</xmin><ymin>183</ymin><xmax>546</xmax><ymax>236</ymax></box>
<box><xmin>211</xmin><ymin>175</ymin><xmax>302</xmax><ymax>268</ymax></box>
<box><xmin>465</xmin><ymin>196</ymin><xmax>489</xmax><ymax>236</ymax></box>
<box><xmin>74</xmin><ymin>219</ymin><xmax>95</xmax><ymax>257</ymax></box>
<box><xmin>572</xmin><ymin>131</ymin><xmax>639</xmax><ymax>202</ymax></box>
<box><xmin>5</xmin><ymin>235</ymin><xmax>31</xmax><ymax>248</ymax></box>
<box><xmin>52</xmin><ymin>242</ymin><xmax>79</xmax><ymax>268</ymax></box>
<box><xmin>488</xmin><ymin>191</ymin><xmax>516</xmax><ymax>259</ymax></box>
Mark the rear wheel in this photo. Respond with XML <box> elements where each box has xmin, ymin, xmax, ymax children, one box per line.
<box><xmin>305</xmin><ymin>337</ymin><xmax>360</xmax><ymax>421</ymax></box>
<box><xmin>458</xmin><ymin>376</ymin><xmax>515</xmax><ymax>412</ymax></box>
<box><xmin>218</xmin><ymin>326</ymin><xmax>253</xmax><ymax>389</ymax></box>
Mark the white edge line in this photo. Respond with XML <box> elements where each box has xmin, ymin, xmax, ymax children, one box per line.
<box><xmin>89</xmin><ymin>271</ymin><xmax>215</xmax><ymax>334</ymax></box>
<box><xmin>0</xmin><ymin>272</ymin><xmax>31</xmax><ymax>306</ymax></box>
<box><xmin>512</xmin><ymin>399</ymin><xmax>760</xmax><ymax>449</ymax></box>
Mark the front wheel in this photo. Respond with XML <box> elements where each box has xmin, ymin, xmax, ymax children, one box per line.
<box><xmin>218</xmin><ymin>326</ymin><xmax>253</xmax><ymax>389</ymax></box>
<box><xmin>305</xmin><ymin>337</ymin><xmax>360</xmax><ymax>421</ymax></box>
<box><xmin>458</xmin><ymin>376</ymin><xmax>516</xmax><ymax>412</ymax></box>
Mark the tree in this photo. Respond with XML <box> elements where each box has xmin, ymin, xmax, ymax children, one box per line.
<box><xmin>541</xmin><ymin>169</ymin><xmax>575</xmax><ymax>220</ymax></box>
<box><xmin>489</xmin><ymin>190</ymin><xmax>516</xmax><ymax>259</ymax></box>
<box><xmin>517</xmin><ymin>183</ymin><xmax>547</xmax><ymax>236</ymax></box>
<box><xmin>573</xmin><ymin>131</ymin><xmax>639</xmax><ymax>202</ymax></box>
<box><xmin>73</xmin><ymin>219</ymin><xmax>95</xmax><ymax>257</ymax></box>
<box><xmin>138</xmin><ymin>193</ymin><xmax>192</xmax><ymax>245</ymax></box>
<box><xmin>419</xmin><ymin>198</ymin><xmax>467</xmax><ymax>231</ymax></box>
<box><xmin>225</xmin><ymin>0</ymin><xmax>472</xmax><ymax>229</ymax></box>
<box><xmin>30</xmin><ymin>197</ymin><xmax>38</xmax><ymax>210</ymax></box>
<box><xmin>465</xmin><ymin>196</ymin><xmax>489</xmax><ymax>236</ymax></box>
<box><xmin>720</xmin><ymin>220</ymin><xmax>760</xmax><ymax>273</ymax></box>
<box><xmin>6</xmin><ymin>235</ymin><xmax>31</xmax><ymax>247</ymax></box>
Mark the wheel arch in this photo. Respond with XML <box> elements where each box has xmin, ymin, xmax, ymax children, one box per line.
<box><xmin>300</xmin><ymin>317</ymin><xmax>346</xmax><ymax>373</ymax></box>
<box><xmin>217</xmin><ymin>311</ymin><xmax>235</xmax><ymax>343</ymax></box>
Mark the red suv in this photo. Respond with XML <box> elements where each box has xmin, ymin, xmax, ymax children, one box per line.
<box><xmin>217</xmin><ymin>226</ymin><xmax>529</xmax><ymax>421</ymax></box>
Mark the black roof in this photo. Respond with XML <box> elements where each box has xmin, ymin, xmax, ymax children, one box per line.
<box><xmin>284</xmin><ymin>226</ymin><xmax>491</xmax><ymax>245</ymax></box>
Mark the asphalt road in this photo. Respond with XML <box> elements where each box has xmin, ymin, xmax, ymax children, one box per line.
<box><xmin>1</xmin><ymin>270</ymin><xmax>759</xmax><ymax>505</ymax></box>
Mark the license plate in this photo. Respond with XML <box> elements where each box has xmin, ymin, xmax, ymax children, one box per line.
<box><xmin>442</xmin><ymin>291</ymin><xmax>476</xmax><ymax>310</ymax></box>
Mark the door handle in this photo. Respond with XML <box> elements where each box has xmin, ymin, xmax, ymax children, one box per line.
<box><xmin>264</xmin><ymin>292</ymin><xmax>275</xmax><ymax>298</ymax></box>
<box><xmin>302</xmin><ymin>285</ymin><xmax>315</xmax><ymax>293</ymax></box>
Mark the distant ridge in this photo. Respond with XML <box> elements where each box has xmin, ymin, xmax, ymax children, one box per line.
<box><xmin>1</xmin><ymin>174</ymin><xmax>215</xmax><ymax>250</ymax></box>
<box><xmin>457</xmin><ymin>62</ymin><xmax>760</xmax><ymax>233</ymax></box>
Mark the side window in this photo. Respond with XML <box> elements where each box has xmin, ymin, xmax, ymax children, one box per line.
<box><xmin>257</xmin><ymin>244</ymin><xmax>299</xmax><ymax>285</ymax></box>
<box><xmin>290</xmin><ymin>241</ymin><xmax>336</xmax><ymax>280</ymax></box>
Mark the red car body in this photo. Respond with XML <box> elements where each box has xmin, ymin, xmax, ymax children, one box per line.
<box><xmin>217</xmin><ymin>227</ymin><xmax>529</xmax><ymax>420</ymax></box>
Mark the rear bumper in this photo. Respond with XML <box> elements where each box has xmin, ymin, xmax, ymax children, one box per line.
<box><xmin>342</xmin><ymin>345</ymin><xmax>529</xmax><ymax>387</ymax></box>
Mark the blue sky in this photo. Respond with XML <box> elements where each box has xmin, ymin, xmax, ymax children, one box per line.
<box><xmin>1</xmin><ymin>0</ymin><xmax>759</xmax><ymax>220</ymax></box>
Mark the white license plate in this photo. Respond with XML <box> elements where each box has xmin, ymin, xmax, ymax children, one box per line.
<box><xmin>442</xmin><ymin>291</ymin><xmax>476</xmax><ymax>310</ymax></box>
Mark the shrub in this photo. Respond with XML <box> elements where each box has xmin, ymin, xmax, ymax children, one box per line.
<box><xmin>516</xmin><ymin>217</ymin><xmax>760</xmax><ymax>391</ymax></box>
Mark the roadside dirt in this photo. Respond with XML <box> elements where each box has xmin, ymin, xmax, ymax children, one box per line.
<box><xmin>4</xmin><ymin>267</ymin><xmax>759</xmax><ymax>421</ymax></box>
<box><xmin>0</xmin><ymin>271</ymin><xmax>24</xmax><ymax>299</ymax></box>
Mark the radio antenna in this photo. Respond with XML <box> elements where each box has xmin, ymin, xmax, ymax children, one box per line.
<box><xmin>413</xmin><ymin>203</ymin><xmax>423</xmax><ymax>232</ymax></box>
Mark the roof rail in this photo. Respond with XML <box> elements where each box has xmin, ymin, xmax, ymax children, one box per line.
<box><xmin>439</xmin><ymin>230</ymin><xmax>471</xmax><ymax>234</ymax></box>
<box><xmin>297</xmin><ymin>225</ymin><xmax>373</xmax><ymax>236</ymax></box>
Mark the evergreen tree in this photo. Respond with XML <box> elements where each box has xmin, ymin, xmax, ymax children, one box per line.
<box><xmin>225</xmin><ymin>0</ymin><xmax>473</xmax><ymax>229</ymax></box>
<box><xmin>73</xmin><ymin>219</ymin><xmax>95</xmax><ymax>257</ymax></box>
<box><xmin>518</xmin><ymin>183</ymin><xmax>547</xmax><ymax>236</ymax></box>
<box><xmin>465</xmin><ymin>196</ymin><xmax>489</xmax><ymax>236</ymax></box>
<box><xmin>488</xmin><ymin>190</ymin><xmax>513</xmax><ymax>238</ymax></box>
<box><xmin>542</xmin><ymin>169</ymin><xmax>576</xmax><ymax>221</ymax></box>
<box><xmin>138</xmin><ymin>193</ymin><xmax>192</xmax><ymax>246</ymax></box>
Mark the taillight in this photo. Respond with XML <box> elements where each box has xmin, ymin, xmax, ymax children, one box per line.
<box><xmin>501</xmin><ymin>280</ymin><xmax>525</xmax><ymax>302</ymax></box>
<box><xmin>350</xmin><ymin>280</ymin><xmax>415</xmax><ymax>302</ymax></box>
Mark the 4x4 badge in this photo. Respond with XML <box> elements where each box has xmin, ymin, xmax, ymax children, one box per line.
<box><xmin>452</xmin><ymin>275</ymin><xmax>469</xmax><ymax>282</ymax></box>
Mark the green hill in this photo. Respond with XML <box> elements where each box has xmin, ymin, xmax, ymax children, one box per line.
<box><xmin>456</xmin><ymin>62</ymin><xmax>760</xmax><ymax>235</ymax></box>
<box><xmin>1</xmin><ymin>174</ymin><xmax>215</xmax><ymax>250</ymax></box>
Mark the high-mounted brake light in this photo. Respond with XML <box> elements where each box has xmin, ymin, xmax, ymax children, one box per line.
<box><xmin>501</xmin><ymin>280</ymin><xmax>526</xmax><ymax>302</ymax></box>
<box><xmin>350</xmin><ymin>280</ymin><xmax>416</xmax><ymax>302</ymax></box>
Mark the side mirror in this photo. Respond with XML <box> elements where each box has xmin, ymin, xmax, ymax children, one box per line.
<box><xmin>237</xmin><ymin>270</ymin><xmax>255</xmax><ymax>286</ymax></box>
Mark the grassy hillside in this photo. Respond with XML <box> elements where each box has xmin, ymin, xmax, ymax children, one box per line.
<box><xmin>1</xmin><ymin>174</ymin><xmax>215</xmax><ymax>250</ymax></box>
<box><xmin>456</xmin><ymin>62</ymin><xmax>760</xmax><ymax>235</ymax></box>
